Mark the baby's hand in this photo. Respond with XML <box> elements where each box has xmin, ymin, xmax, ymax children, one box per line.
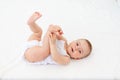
<box><xmin>48</xmin><ymin>24</ymin><xmax>63</xmax><ymax>36</ymax></box>
<box><xmin>49</xmin><ymin>32</ymin><xmax>57</xmax><ymax>45</ymax></box>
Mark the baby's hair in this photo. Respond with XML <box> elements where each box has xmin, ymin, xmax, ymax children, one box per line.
<box><xmin>81</xmin><ymin>39</ymin><xmax>92</xmax><ymax>59</ymax></box>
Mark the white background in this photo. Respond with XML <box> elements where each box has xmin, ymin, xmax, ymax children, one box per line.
<box><xmin>0</xmin><ymin>0</ymin><xmax>120</xmax><ymax>79</ymax></box>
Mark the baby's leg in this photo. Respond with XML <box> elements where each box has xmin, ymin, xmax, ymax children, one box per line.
<box><xmin>24</xmin><ymin>12</ymin><xmax>50</xmax><ymax>62</ymax></box>
<box><xmin>27</xmin><ymin>12</ymin><xmax>42</xmax><ymax>41</ymax></box>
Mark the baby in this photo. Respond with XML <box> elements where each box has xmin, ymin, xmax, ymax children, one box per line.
<box><xmin>24</xmin><ymin>12</ymin><xmax>92</xmax><ymax>65</ymax></box>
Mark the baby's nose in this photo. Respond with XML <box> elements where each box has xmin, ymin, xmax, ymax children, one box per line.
<box><xmin>76</xmin><ymin>45</ymin><xmax>81</xmax><ymax>50</ymax></box>
<box><xmin>75</xmin><ymin>46</ymin><xmax>79</xmax><ymax>50</ymax></box>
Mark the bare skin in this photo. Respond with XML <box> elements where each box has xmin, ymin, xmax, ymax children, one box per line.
<box><xmin>24</xmin><ymin>12</ymin><xmax>64</xmax><ymax>63</ymax></box>
<box><xmin>66</xmin><ymin>39</ymin><xmax>91</xmax><ymax>59</ymax></box>
<box><xmin>24</xmin><ymin>12</ymin><xmax>91</xmax><ymax>65</ymax></box>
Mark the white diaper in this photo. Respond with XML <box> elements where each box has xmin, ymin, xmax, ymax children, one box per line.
<box><xmin>23</xmin><ymin>40</ymin><xmax>68</xmax><ymax>65</ymax></box>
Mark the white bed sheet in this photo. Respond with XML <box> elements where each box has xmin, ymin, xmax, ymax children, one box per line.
<box><xmin>0</xmin><ymin>0</ymin><xmax>120</xmax><ymax>79</ymax></box>
<box><xmin>0</xmin><ymin>33</ymin><xmax>120</xmax><ymax>80</ymax></box>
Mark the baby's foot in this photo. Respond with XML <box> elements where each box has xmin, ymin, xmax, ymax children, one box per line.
<box><xmin>27</xmin><ymin>12</ymin><xmax>42</xmax><ymax>24</ymax></box>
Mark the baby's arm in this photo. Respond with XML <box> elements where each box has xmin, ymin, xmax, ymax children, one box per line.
<box><xmin>42</xmin><ymin>24</ymin><xmax>63</xmax><ymax>52</ymax></box>
<box><xmin>48</xmin><ymin>24</ymin><xmax>67</xmax><ymax>43</ymax></box>
<box><xmin>49</xmin><ymin>33</ymin><xmax>70</xmax><ymax>65</ymax></box>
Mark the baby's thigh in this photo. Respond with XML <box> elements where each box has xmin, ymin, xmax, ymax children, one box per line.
<box><xmin>24</xmin><ymin>46</ymin><xmax>50</xmax><ymax>62</ymax></box>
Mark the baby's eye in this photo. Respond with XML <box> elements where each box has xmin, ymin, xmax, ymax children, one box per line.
<box><xmin>76</xmin><ymin>43</ymin><xmax>79</xmax><ymax>46</ymax></box>
<box><xmin>72</xmin><ymin>48</ymin><xmax>74</xmax><ymax>52</ymax></box>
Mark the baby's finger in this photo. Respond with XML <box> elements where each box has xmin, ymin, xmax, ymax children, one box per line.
<box><xmin>57</xmin><ymin>28</ymin><xmax>63</xmax><ymax>34</ymax></box>
<box><xmin>49</xmin><ymin>33</ymin><xmax>52</xmax><ymax>38</ymax></box>
<box><xmin>58</xmin><ymin>29</ymin><xmax>63</xmax><ymax>34</ymax></box>
<box><xmin>52</xmin><ymin>33</ymin><xmax>56</xmax><ymax>38</ymax></box>
<box><xmin>59</xmin><ymin>30</ymin><xmax>63</xmax><ymax>34</ymax></box>
<box><xmin>54</xmin><ymin>32</ymin><xmax>59</xmax><ymax>35</ymax></box>
<box><xmin>56</xmin><ymin>26</ymin><xmax>62</xmax><ymax>31</ymax></box>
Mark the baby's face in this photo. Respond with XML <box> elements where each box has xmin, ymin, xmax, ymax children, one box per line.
<box><xmin>67</xmin><ymin>39</ymin><xmax>90</xmax><ymax>59</ymax></box>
